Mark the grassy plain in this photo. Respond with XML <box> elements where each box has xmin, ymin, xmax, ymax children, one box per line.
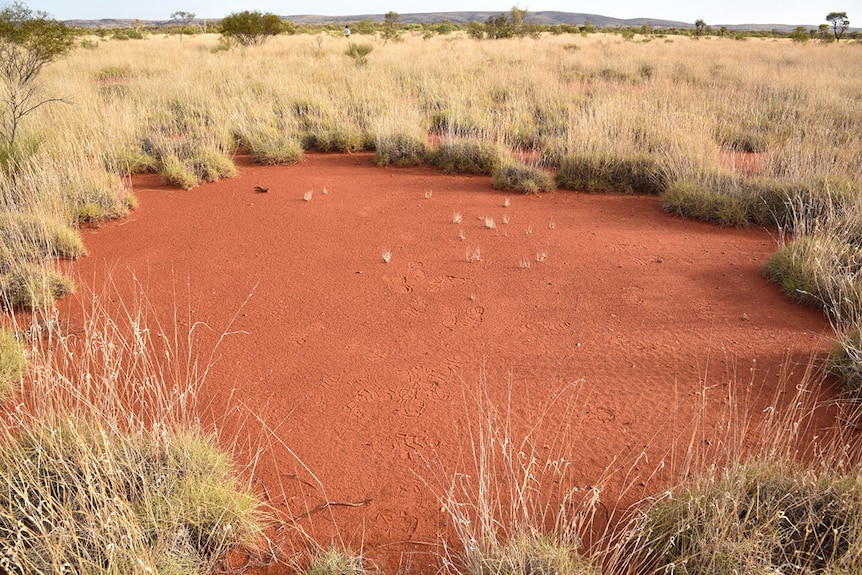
<box><xmin>0</xmin><ymin>29</ymin><xmax>861</xmax><ymax>574</ymax></box>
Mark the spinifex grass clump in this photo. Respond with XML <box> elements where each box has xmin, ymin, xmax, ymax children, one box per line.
<box><xmin>0</xmin><ymin>261</ymin><xmax>74</xmax><ymax>310</ymax></box>
<box><xmin>304</xmin><ymin>547</ymin><xmax>369</xmax><ymax>575</ymax></box>
<box><xmin>374</xmin><ymin>133</ymin><xmax>432</xmax><ymax>167</ymax></box>
<box><xmin>555</xmin><ymin>153</ymin><xmax>667</xmax><ymax>195</ymax></box>
<box><xmin>236</xmin><ymin>125</ymin><xmax>303</xmax><ymax>165</ymax></box>
<box><xmin>623</xmin><ymin>462</ymin><xmax>862</xmax><ymax>575</ymax></box>
<box><xmin>0</xmin><ymin>419</ymin><xmax>262</xmax><ymax>574</ymax></box>
<box><xmin>493</xmin><ymin>163</ymin><xmax>555</xmax><ymax>194</ymax></box>
<box><xmin>433</xmin><ymin>379</ymin><xmax>601</xmax><ymax>575</ymax></box>
<box><xmin>0</xmin><ymin>294</ymin><xmax>267</xmax><ymax>574</ymax></box>
<box><xmin>662</xmin><ymin>174</ymin><xmax>860</xmax><ymax>228</ymax></box>
<box><xmin>0</xmin><ymin>328</ymin><xmax>24</xmax><ymax>398</ymax></box>
<box><xmin>434</xmin><ymin>138</ymin><xmax>510</xmax><ymax>176</ymax></box>
<box><xmin>827</xmin><ymin>323</ymin><xmax>862</xmax><ymax>398</ymax></box>
<box><xmin>762</xmin><ymin>236</ymin><xmax>862</xmax><ymax>313</ymax></box>
<box><xmin>0</xmin><ymin>211</ymin><xmax>85</xmax><ymax>266</ymax></box>
<box><xmin>302</xmin><ymin>129</ymin><xmax>373</xmax><ymax>154</ymax></box>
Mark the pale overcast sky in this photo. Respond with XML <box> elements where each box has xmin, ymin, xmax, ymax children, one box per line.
<box><xmin>18</xmin><ymin>0</ymin><xmax>844</xmax><ymax>27</ymax></box>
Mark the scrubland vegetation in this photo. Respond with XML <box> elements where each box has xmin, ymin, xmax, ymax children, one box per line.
<box><xmin>1</xmin><ymin>22</ymin><xmax>861</xmax><ymax>574</ymax></box>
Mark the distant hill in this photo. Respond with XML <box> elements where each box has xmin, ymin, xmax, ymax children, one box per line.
<box><xmin>63</xmin><ymin>11</ymin><xmax>840</xmax><ymax>33</ymax></box>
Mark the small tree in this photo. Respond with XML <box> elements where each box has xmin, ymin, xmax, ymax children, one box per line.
<box><xmin>510</xmin><ymin>6</ymin><xmax>528</xmax><ymax>36</ymax></box>
<box><xmin>381</xmin><ymin>10</ymin><xmax>401</xmax><ymax>44</ymax></box>
<box><xmin>0</xmin><ymin>2</ymin><xmax>75</xmax><ymax>149</ymax></box>
<box><xmin>170</xmin><ymin>10</ymin><xmax>195</xmax><ymax>42</ymax></box>
<box><xmin>219</xmin><ymin>10</ymin><xmax>282</xmax><ymax>46</ymax></box>
<box><xmin>694</xmin><ymin>19</ymin><xmax>706</xmax><ymax>39</ymax></box>
<box><xmin>826</xmin><ymin>11</ymin><xmax>850</xmax><ymax>42</ymax></box>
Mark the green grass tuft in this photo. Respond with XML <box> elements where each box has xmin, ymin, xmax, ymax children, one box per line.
<box><xmin>493</xmin><ymin>163</ymin><xmax>555</xmax><ymax>194</ymax></box>
<box><xmin>0</xmin><ymin>212</ymin><xmax>86</xmax><ymax>268</ymax></box>
<box><xmin>0</xmin><ymin>262</ymin><xmax>75</xmax><ymax>310</ymax></box>
<box><xmin>762</xmin><ymin>236</ymin><xmax>862</xmax><ymax>314</ymax></box>
<box><xmin>433</xmin><ymin>139</ymin><xmax>510</xmax><ymax>176</ymax></box>
<box><xmin>374</xmin><ymin>133</ymin><xmax>432</xmax><ymax>166</ymax></box>
<box><xmin>305</xmin><ymin>548</ymin><xmax>368</xmax><ymax>575</ymax></box>
<box><xmin>238</xmin><ymin>126</ymin><xmax>303</xmax><ymax>165</ymax></box>
<box><xmin>555</xmin><ymin>153</ymin><xmax>667</xmax><ymax>195</ymax></box>
<box><xmin>302</xmin><ymin>129</ymin><xmax>374</xmax><ymax>153</ymax></box>
<box><xmin>0</xmin><ymin>418</ymin><xmax>263</xmax><ymax>574</ymax></box>
<box><xmin>159</xmin><ymin>155</ymin><xmax>199</xmax><ymax>189</ymax></box>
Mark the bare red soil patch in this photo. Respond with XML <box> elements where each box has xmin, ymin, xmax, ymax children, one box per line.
<box><xmin>66</xmin><ymin>153</ymin><xmax>830</xmax><ymax>572</ymax></box>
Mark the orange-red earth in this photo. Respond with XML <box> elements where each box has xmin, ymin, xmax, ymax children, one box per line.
<box><xmin>64</xmin><ymin>153</ymin><xmax>833</xmax><ymax>573</ymax></box>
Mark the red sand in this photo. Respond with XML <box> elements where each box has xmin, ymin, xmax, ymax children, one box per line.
<box><xmin>67</xmin><ymin>153</ymin><xmax>831</xmax><ymax>572</ymax></box>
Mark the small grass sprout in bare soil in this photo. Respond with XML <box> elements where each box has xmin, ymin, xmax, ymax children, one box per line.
<box><xmin>493</xmin><ymin>163</ymin><xmax>555</xmax><ymax>194</ymax></box>
<box><xmin>304</xmin><ymin>547</ymin><xmax>370</xmax><ymax>575</ymax></box>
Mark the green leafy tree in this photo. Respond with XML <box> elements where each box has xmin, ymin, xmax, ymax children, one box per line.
<box><xmin>466</xmin><ymin>21</ymin><xmax>485</xmax><ymax>39</ymax></box>
<box><xmin>694</xmin><ymin>19</ymin><xmax>706</xmax><ymax>39</ymax></box>
<box><xmin>170</xmin><ymin>10</ymin><xmax>195</xmax><ymax>42</ymax></box>
<box><xmin>485</xmin><ymin>13</ymin><xmax>513</xmax><ymax>39</ymax></box>
<box><xmin>510</xmin><ymin>6</ymin><xmax>527</xmax><ymax>36</ymax></box>
<box><xmin>0</xmin><ymin>2</ymin><xmax>75</xmax><ymax>149</ymax></box>
<box><xmin>219</xmin><ymin>10</ymin><xmax>282</xmax><ymax>46</ymax></box>
<box><xmin>826</xmin><ymin>11</ymin><xmax>850</xmax><ymax>42</ymax></box>
<box><xmin>353</xmin><ymin>18</ymin><xmax>375</xmax><ymax>35</ymax></box>
<box><xmin>789</xmin><ymin>25</ymin><xmax>809</xmax><ymax>43</ymax></box>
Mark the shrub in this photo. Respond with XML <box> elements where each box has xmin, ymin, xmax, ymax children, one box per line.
<box><xmin>0</xmin><ymin>328</ymin><xmax>24</xmax><ymax>399</ymax></box>
<box><xmin>555</xmin><ymin>153</ymin><xmax>667</xmax><ymax>195</ymax></box>
<box><xmin>0</xmin><ymin>261</ymin><xmax>74</xmax><ymax>310</ymax></box>
<box><xmin>493</xmin><ymin>163</ymin><xmax>555</xmax><ymax>194</ymax></box>
<box><xmin>345</xmin><ymin>42</ymin><xmax>373</xmax><ymax>66</ymax></box>
<box><xmin>433</xmin><ymin>139</ymin><xmax>510</xmax><ymax>175</ymax></box>
<box><xmin>219</xmin><ymin>10</ymin><xmax>282</xmax><ymax>46</ymax></box>
<box><xmin>626</xmin><ymin>463</ymin><xmax>862</xmax><ymax>575</ymax></box>
<box><xmin>374</xmin><ymin>133</ymin><xmax>431</xmax><ymax>166</ymax></box>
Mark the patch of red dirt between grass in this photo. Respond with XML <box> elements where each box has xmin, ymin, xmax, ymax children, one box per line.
<box><xmin>65</xmin><ymin>153</ymin><xmax>833</xmax><ymax>573</ymax></box>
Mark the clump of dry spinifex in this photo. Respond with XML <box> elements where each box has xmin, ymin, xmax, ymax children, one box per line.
<box><xmin>432</xmin><ymin>358</ymin><xmax>860</xmax><ymax>575</ymax></box>
<box><xmin>0</xmin><ymin>293</ymin><xmax>267</xmax><ymax>574</ymax></box>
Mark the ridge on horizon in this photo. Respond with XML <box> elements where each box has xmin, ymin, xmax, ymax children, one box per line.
<box><xmin>61</xmin><ymin>10</ymin><xmax>838</xmax><ymax>32</ymax></box>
